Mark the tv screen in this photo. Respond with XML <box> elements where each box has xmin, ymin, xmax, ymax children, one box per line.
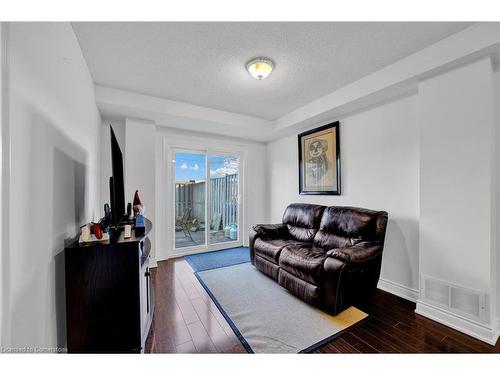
<box><xmin>110</xmin><ymin>126</ymin><xmax>125</xmax><ymax>226</ymax></box>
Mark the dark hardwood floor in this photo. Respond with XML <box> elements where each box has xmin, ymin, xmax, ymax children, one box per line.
<box><xmin>145</xmin><ymin>258</ymin><xmax>500</xmax><ymax>354</ymax></box>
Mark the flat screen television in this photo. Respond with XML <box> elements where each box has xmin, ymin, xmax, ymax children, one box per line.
<box><xmin>110</xmin><ymin>126</ymin><xmax>125</xmax><ymax>227</ymax></box>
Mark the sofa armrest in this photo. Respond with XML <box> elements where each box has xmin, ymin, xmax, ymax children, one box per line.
<box><xmin>326</xmin><ymin>241</ymin><xmax>382</xmax><ymax>263</ymax></box>
<box><xmin>252</xmin><ymin>223</ymin><xmax>288</xmax><ymax>239</ymax></box>
<box><xmin>249</xmin><ymin>224</ymin><xmax>287</xmax><ymax>265</ymax></box>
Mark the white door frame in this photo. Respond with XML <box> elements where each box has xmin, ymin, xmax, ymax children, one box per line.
<box><xmin>159</xmin><ymin>133</ymin><xmax>247</xmax><ymax>260</ymax></box>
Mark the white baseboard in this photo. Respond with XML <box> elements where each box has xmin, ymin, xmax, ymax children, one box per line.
<box><xmin>377</xmin><ymin>277</ymin><xmax>419</xmax><ymax>302</ymax></box>
<box><xmin>416</xmin><ymin>300</ymin><xmax>500</xmax><ymax>346</ymax></box>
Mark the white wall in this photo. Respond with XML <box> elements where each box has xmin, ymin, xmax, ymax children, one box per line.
<box><xmin>0</xmin><ymin>22</ymin><xmax>5</xmax><ymax>344</ymax></box>
<box><xmin>416</xmin><ymin>58</ymin><xmax>497</xmax><ymax>343</ymax></box>
<box><xmin>267</xmin><ymin>95</ymin><xmax>420</xmax><ymax>296</ymax></box>
<box><xmin>419</xmin><ymin>58</ymin><xmax>495</xmax><ymax>293</ymax></box>
<box><xmin>125</xmin><ymin>118</ymin><xmax>157</xmax><ymax>262</ymax></box>
<box><xmin>4</xmin><ymin>23</ymin><xmax>101</xmax><ymax>349</ymax></box>
<box><xmin>494</xmin><ymin>66</ymin><xmax>500</xmax><ymax>327</ymax></box>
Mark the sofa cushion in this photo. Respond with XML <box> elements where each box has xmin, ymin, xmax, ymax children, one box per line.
<box><xmin>278</xmin><ymin>245</ymin><xmax>327</xmax><ymax>286</ymax></box>
<box><xmin>282</xmin><ymin>203</ymin><xmax>326</xmax><ymax>242</ymax></box>
<box><xmin>313</xmin><ymin>206</ymin><xmax>386</xmax><ymax>249</ymax></box>
<box><xmin>313</xmin><ymin>230</ymin><xmax>362</xmax><ymax>250</ymax></box>
<box><xmin>253</xmin><ymin>238</ymin><xmax>307</xmax><ymax>264</ymax></box>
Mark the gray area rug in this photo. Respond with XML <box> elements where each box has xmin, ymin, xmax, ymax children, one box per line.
<box><xmin>196</xmin><ymin>262</ymin><xmax>368</xmax><ymax>353</ymax></box>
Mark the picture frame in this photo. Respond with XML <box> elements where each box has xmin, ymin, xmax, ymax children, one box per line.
<box><xmin>298</xmin><ymin>121</ymin><xmax>340</xmax><ymax>195</ymax></box>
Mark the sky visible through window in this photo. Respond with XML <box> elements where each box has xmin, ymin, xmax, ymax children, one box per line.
<box><xmin>174</xmin><ymin>152</ymin><xmax>238</xmax><ymax>182</ymax></box>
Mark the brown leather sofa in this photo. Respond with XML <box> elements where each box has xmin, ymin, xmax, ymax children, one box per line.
<box><xmin>249</xmin><ymin>203</ymin><xmax>388</xmax><ymax>315</ymax></box>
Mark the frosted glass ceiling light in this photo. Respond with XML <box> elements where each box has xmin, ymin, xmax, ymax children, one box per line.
<box><xmin>246</xmin><ymin>57</ymin><xmax>274</xmax><ymax>80</ymax></box>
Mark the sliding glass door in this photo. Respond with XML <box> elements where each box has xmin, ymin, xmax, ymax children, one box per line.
<box><xmin>173</xmin><ymin>149</ymin><xmax>240</xmax><ymax>251</ymax></box>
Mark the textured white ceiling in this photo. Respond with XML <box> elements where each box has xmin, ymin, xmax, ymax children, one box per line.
<box><xmin>73</xmin><ymin>22</ymin><xmax>472</xmax><ymax>120</ymax></box>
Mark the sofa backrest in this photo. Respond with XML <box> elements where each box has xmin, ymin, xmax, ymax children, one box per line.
<box><xmin>313</xmin><ymin>206</ymin><xmax>388</xmax><ymax>249</ymax></box>
<box><xmin>282</xmin><ymin>203</ymin><xmax>326</xmax><ymax>242</ymax></box>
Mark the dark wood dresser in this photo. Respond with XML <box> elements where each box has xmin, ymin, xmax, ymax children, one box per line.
<box><xmin>64</xmin><ymin>219</ymin><xmax>154</xmax><ymax>353</ymax></box>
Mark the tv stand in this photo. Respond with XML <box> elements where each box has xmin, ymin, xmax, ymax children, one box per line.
<box><xmin>64</xmin><ymin>218</ymin><xmax>154</xmax><ymax>353</ymax></box>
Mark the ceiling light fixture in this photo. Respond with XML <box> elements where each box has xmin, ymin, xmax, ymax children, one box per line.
<box><xmin>246</xmin><ymin>57</ymin><xmax>274</xmax><ymax>80</ymax></box>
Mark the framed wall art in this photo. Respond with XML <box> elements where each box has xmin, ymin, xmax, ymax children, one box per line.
<box><xmin>298</xmin><ymin>121</ymin><xmax>340</xmax><ymax>195</ymax></box>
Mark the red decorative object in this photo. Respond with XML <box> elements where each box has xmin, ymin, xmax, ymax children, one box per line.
<box><xmin>133</xmin><ymin>190</ymin><xmax>144</xmax><ymax>216</ymax></box>
<box><xmin>133</xmin><ymin>190</ymin><xmax>142</xmax><ymax>206</ymax></box>
<box><xmin>91</xmin><ymin>223</ymin><xmax>103</xmax><ymax>239</ymax></box>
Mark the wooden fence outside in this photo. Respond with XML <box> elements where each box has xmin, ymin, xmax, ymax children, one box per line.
<box><xmin>175</xmin><ymin>173</ymin><xmax>238</xmax><ymax>230</ymax></box>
